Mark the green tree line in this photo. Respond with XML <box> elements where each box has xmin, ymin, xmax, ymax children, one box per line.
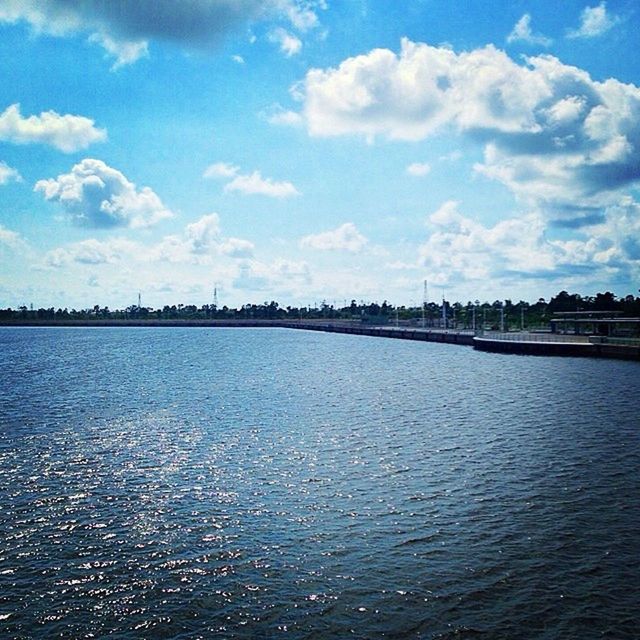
<box><xmin>1</xmin><ymin>290</ymin><xmax>639</xmax><ymax>328</ymax></box>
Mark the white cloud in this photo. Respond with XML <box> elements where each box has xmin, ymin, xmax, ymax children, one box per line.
<box><xmin>386</xmin><ymin>260</ymin><xmax>419</xmax><ymax>271</ymax></box>
<box><xmin>185</xmin><ymin>213</ymin><xmax>222</xmax><ymax>254</ymax></box>
<box><xmin>219</xmin><ymin>238</ymin><xmax>255</xmax><ymax>258</ymax></box>
<box><xmin>44</xmin><ymin>238</ymin><xmax>137</xmax><ymax>267</ymax></box>
<box><xmin>0</xmin><ymin>224</ymin><xmax>27</xmax><ymax>251</ymax></box>
<box><xmin>0</xmin><ymin>0</ymin><xmax>324</xmax><ymax>66</ymax></box>
<box><xmin>301</xmin><ymin>39</ymin><xmax>551</xmax><ymax>140</ymax></box>
<box><xmin>296</xmin><ymin>39</ymin><xmax>640</xmax><ymax>224</ymax></box>
<box><xmin>225</xmin><ymin>171</ymin><xmax>300</xmax><ymax>198</ymax></box>
<box><xmin>205</xmin><ymin>161</ymin><xmax>299</xmax><ymax>198</ymax></box>
<box><xmin>273</xmin><ymin>258</ymin><xmax>311</xmax><ymax>282</ymax></box>
<box><xmin>507</xmin><ymin>14</ymin><xmax>552</xmax><ymax>46</ymax></box>
<box><xmin>543</xmin><ymin>95</ymin><xmax>587</xmax><ymax>125</ymax></box>
<box><xmin>232</xmin><ymin>54</ymin><xmax>245</xmax><ymax>64</ymax></box>
<box><xmin>279</xmin><ymin>0</ymin><xmax>322</xmax><ymax>31</ymax></box>
<box><xmin>406</xmin><ymin>162</ymin><xmax>431</xmax><ymax>177</ymax></box>
<box><xmin>233</xmin><ymin>258</ymin><xmax>311</xmax><ymax>291</ymax></box>
<box><xmin>0</xmin><ymin>103</ymin><xmax>106</xmax><ymax>152</ymax></box>
<box><xmin>263</xmin><ymin>105</ymin><xmax>304</xmax><ymax>127</ymax></box>
<box><xmin>268</xmin><ymin>27</ymin><xmax>302</xmax><ymax>56</ymax></box>
<box><xmin>203</xmin><ymin>162</ymin><xmax>240</xmax><ymax>179</ymax></box>
<box><xmin>300</xmin><ymin>222</ymin><xmax>368</xmax><ymax>252</ymax></box>
<box><xmin>418</xmin><ymin>199</ymin><xmax>640</xmax><ymax>287</ymax></box>
<box><xmin>88</xmin><ymin>32</ymin><xmax>149</xmax><ymax>69</ymax></box>
<box><xmin>567</xmin><ymin>2</ymin><xmax>619</xmax><ymax>39</ymax></box>
<box><xmin>0</xmin><ymin>161</ymin><xmax>21</xmax><ymax>185</ymax></box>
<box><xmin>270</xmin><ymin>110</ymin><xmax>304</xmax><ymax>126</ymax></box>
<box><xmin>155</xmin><ymin>213</ymin><xmax>254</xmax><ymax>262</ymax></box>
<box><xmin>35</xmin><ymin>158</ymin><xmax>174</xmax><ymax>228</ymax></box>
<box><xmin>44</xmin><ymin>213</ymin><xmax>255</xmax><ymax>269</ymax></box>
<box><xmin>151</xmin><ymin>215</ymin><xmax>253</xmax><ymax>263</ymax></box>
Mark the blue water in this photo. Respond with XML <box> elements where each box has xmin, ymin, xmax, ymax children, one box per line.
<box><xmin>0</xmin><ymin>327</ymin><xmax>639</xmax><ymax>639</ymax></box>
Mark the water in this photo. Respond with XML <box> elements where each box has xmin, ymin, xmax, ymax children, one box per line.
<box><xmin>1</xmin><ymin>327</ymin><xmax>638</xmax><ymax>639</ymax></box>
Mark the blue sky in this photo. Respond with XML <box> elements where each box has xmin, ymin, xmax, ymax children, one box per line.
<box><xmin>1</xmin><ymin>0</ymin><xmax>639</xmax><ymax>309</ymax></box>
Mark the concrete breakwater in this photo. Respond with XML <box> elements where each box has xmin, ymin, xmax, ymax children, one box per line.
<box><xmin>291</xmin><ymin>322</ymin><xmax>476</xmax><ymax>346</ymax></box>
<box><xmin>473</xmin><ymin>334</ymin><xmax>640</xmax><ymax>360</ymax></box>
<box><xmin>288</xmin><ymin>323</ymin><xmax>640</xmax><ymax>360</ymax></box>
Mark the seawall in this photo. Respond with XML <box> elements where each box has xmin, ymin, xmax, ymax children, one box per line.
<box><xmin>291</xmin><ymin>322</ymin><xmax>476</xmax><ymax>346</ymax></box>
<box><xmin>473</xmin><ymin>335</ymin><xmax>640</xmax><ymax>360</ymax></box>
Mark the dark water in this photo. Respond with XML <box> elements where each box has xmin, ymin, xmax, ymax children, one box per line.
<box><xmin>0</xmin><ymin>327</ymin><xmax>639</xmax><ymax>639</ymax></box>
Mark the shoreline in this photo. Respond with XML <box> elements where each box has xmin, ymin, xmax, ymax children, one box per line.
<box><xmin>2</xmin><ymin>320</ymin><xmax>639</xmax><ymax>361</ymax></box>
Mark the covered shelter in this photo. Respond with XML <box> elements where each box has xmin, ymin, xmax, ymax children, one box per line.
<box><xmin>550</xmin><ymin>311</ymin><xmax>640</xmax><ymax>337</ymax></box>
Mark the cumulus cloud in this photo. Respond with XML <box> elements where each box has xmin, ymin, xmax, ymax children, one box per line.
<box><xmin>44</xmin><ymin>213</ymin><xmax>254</xmax><ymax>269</ymax></box>
<box><xmin>300</xmin><ymin>39</ymin><xmax>555</xmax><ymax>140</ymax></box>
<box><xmin>0</xmin><ymin>104</ymin><xmax>106</xmax><ymax>152</ymax></box>
<box><xmin>419</xmin><ymin>199</ymin><xmax>640</xmax><ymax>286</ymax></box>
<box><xmin>567</xmin><ymin>2</ymin><xmax>619</xmax><ymax>39</ymax></box>
<box><xmin>219</xmin><ymin>238</ymin><xmax>255</xmax><ymax>258</ymax></box>
<box><xmin>226</xmin><ymin>171</ymin><xmax>300</xmax><ymax>197</ymax></box>
<box><xmin>153</xmin><ymin>213</ymin><xmax>255</xmax><ymax>263</ymax></box>
<box><xmin>507</xmin><ymin>14</ymin><xmax>552</xmax><ymax>46</ymax></box>
<box><xmin>204</xmin><ymin>161</ymin><xmax>300</xmax><ymax>198</ymax></box>
<box><xmin>0</xmin><ymin>0</ymin><xmax>324</xmax><ymax>66</ymax></box>
<box><xmin>268</xmin><ymin>27</ymin><xmax>302</xmax><ymax>56</ymax></box>
<box><xmin>0</xmin><ymin>161</ymin><xmax>22</xmax><ymax>185</ymax></box>
<box><xmin>300</xmin><ymin>222</ymin><xmax>368</xmax><ymax>252</ymax></box>
<box><xmin>180</xmin><ymin>213</ymin><xmax>254</xmax><ymax>257</ymax></box>
<box><xmin>233</xmin><ymin>259</ymin><xmax>310</xmax><ymax>291</ymax></box>
<box><xmin>296</xmin><ymin>39</ymin><xmax>640</xmax><ymax>224</ymax></box>
<box><xmin>406</xmin><ymin>162</ymin><xmax>431</xmax><ymax>177</ymax></box>
<box><xmin>35</xmin><ymin>158</ymin><xmax>174</xmax><ymax>228</ymax></box>
<box><xmin>44</xmin><ymin>238</ymin><xmax>137</xmax><ymax>267</ymax></box>
<box><xmin>185</xmin><ymin>213</ymin><xmax>222</xmax><ymax>254</ymax></box>
<box><xmin>0</xmin><ymin>224</ymin><xmax>27</xmax><ymax>251</ymax></box>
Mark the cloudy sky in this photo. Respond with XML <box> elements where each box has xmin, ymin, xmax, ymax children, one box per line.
<box><xmin>1</xmin><ymin>0</ymin><xmax>639</xmax><ymax>309</ymax></box>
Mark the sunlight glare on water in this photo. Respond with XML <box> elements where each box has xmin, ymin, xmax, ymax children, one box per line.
<box><xmin>1</xmin><ymin>327</ymin><xmax>639</xmax><ymax>639</ymax></box>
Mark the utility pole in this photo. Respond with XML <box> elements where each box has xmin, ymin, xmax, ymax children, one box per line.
<box><xmin>500</xmin><ymin>303</ymin><xmax>505</xmax><ymax>332</ymax></box>
<box><xmin>442</xmin><ymin>289</ymin><xmax>447</xmax><ymax>329</ymax></box>
<box><xmin>138</xmin><ymin>291</ymin><xmax>141</xmax><ymax>309</ymax></box>
<box><xmin>213</xmin><ymin>284</ymin><xmax>218</xmax><ymax>310</ymax></box>
<box><xmin>422</xmin><ymin>279</ymin><xmax>427</xmax><ymax>328</ymax></box>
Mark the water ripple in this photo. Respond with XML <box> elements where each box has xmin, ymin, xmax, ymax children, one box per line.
<box><xmin>1</xmin><ymin>327</ymin><xmax>639</xmax><ymax>638</ymax></box>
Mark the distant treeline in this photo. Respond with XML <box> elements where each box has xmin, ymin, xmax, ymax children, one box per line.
<box><xmin>1</xmin><ymin>290</ymin><xmax>639</xmax><ymax>329</ymax></box>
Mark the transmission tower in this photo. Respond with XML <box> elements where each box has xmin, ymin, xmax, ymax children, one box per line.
<box><xmin>422</xmin><ymin>279</ymin><xmax>428</xmax><ymax>328</ymax></box>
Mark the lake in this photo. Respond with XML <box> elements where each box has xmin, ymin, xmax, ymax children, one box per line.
<box><xmin>1</xmin><ymin>327</ymin><xmax>638</xmax><ymax>638</ymax></box>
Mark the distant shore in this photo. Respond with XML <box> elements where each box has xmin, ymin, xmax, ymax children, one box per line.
<box><xmin>3</xmin><ymin>319</ymin><xmax>639</xmax><ymax>361</ymax></box>
<box><xmin>0</xmin><ymin>318</ymin><xmax>329</xmax><ymax>327</ymax></box>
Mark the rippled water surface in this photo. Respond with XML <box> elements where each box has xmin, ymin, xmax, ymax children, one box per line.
<box><xmin>1</xmin><ymin>327</ymin><xmax>639</xmax><ymax>639</ymax></box>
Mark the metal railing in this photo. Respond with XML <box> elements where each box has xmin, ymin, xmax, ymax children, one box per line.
<box><xmin>588</xmin><ymin>336</ymin><xmax>640</xmax><ymax>347</ymax></box>
<box><xmin>379</xmin><ymin>326</ymin><xmax>476</xmax><ymax>335</ymax></box>
<box><xmin>477</xmin><ymin>332</ymin><xmax>591</xmax><ymax>344</ymax></box>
